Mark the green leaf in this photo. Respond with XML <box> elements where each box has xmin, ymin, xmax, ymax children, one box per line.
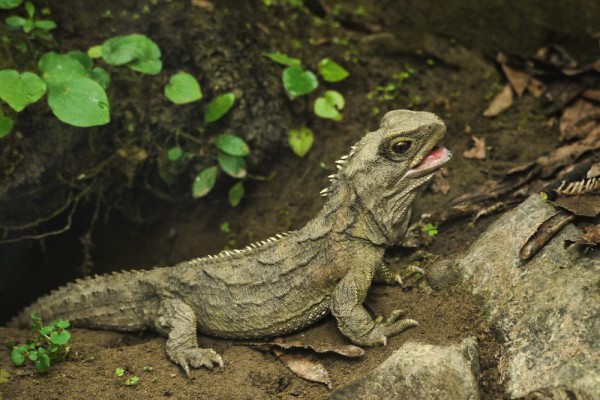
<box><xmin>318</xmin><ymin>58</ymin><xmax>349</xmax><ymax>82</ymax></box>
<box><xmin>33</xmin><ymin>19</ymin><xmax>56</xmax><ymax>30</ymax></box>
<box><xmin>218</xmin><ymin>152</ymin><xmax>247</xmax><ymax>178</ymax></box>
<box><xmin>35</xmin><ymin>355</ymin><xmax>50</xmax><ymax>373</ymax></box>
<box><xmin>55</xmin><ymin>319</ymin><xmax>70</xmax><ymax>329</ymax></box>
<box><xmin>0</xmin><ymin>70</ymin><xmax>46</xmax><ymax>112</ymax></box>
<box><xmin>24</xmin><ymin>1</ymin><xmax>34</xmax><ymax>17</ymax></box>
<box><xmin>10</xmin><ymin>348</ymin><xmax>25</xmax><ymax>365</ymax></box>
<box><xmin>0</xmin><ymin>0</ymin><xmax>22</xmax><ymax>9</ymax></box>
<box><xmin>0</xmin><ymin>110</ymin><xmax>13</xmax><ymax>138</ymax></box>
<box><xmin>213</xmin><ymin>134</ymin><xmax>249</xmax><ymax>156</ymax></box>
<box><xmin>40</xmin><ymin>325</ymin><xmax>53</xmax><ymax>335</ymax></box>
<box><xmin>5</xmin><ymin>16</ymin><xmax>25</xmax><ymax>27</ymax></box>
<box><xmin>287</xmin><ymin>127</ymin><xmax>314</xmax><ymax>157</ymax></box>
<box><xmin>204</xmin><ymin>92</ymin><xmax>235</xmax><ymax>124</ymax></box>
<box><xmin>167</xmin><ymin>146</ymin><xmax>183</xmax><ymax>161</ymax></box>
<box><xmin>90</xmin><ymin>67</ymin><xmax>110</xmax><ymax>89</ymax></box>
<box><xmin>262</xmin><ymin>52</ymin><xmax>301</xmax><ymax>67</ymax></box>
<box><xmin>28</xmin><ymin>351</ymin><xmax>37</xmax><ymax>361</ymax></box>
<box><xmin>101</xmin><ymin>34</ymin><xmax>162</xmax><ymax>75</ymax></box>
<box><xmin>66</xmin><ymin>51</ymin><xmax>93</xmax><ymax>70</ymax></box>
<box><xmin>23</xmin><ymin>18</ymin><xmax>33</xmax><ymax>33</ymax></box>
<box><xmin>50</xmin><ymin>330</ymin><xmax>70</xmax><ymax>345</ymax></box>
<box><xmin>48</xmin><ymin>77</ymin><xmax>110</xmax><ymax>127</ymax></box>
<box><xmin>192</xmin><ymin>167</ymin><xmax>218</xmax><ymax>198</ymax></box>
<box><xmin>165</xmin><ymin>72</ymin><xmax>202</xmax><ymax>105</ymax></box>
<box><xmin>39</xmin><ymin>52</ymin><xmax>88</xmax><ymax>88</ymax></box>
<box><xmin>115</xmin><ymin>367</ymin><xmax>125</xmax><ymax>377</ymax></box>
<box><xmin>87</xmin><ymin>45</ymin><xmax>103</xmax><ymax>59</ymax></box>
<box><xmin>314</xmin><ymin>90</ymin><xmax>345</xmax><ymax>121</ymax></box>
<box><xmin>282</xmin><ymin>65</ymin><xmax>318</xmax><ymax>99</ymax></box>
<box><xmin>228</xmin><ymin>181</ymin><xmax>244</xmax><ymax>207</ymax></box>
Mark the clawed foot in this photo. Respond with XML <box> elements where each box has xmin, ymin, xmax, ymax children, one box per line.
<box><xmin>360</xmin><ymin>309</ymin><xmax>418</xmax><ymax>346</ymax></box>
<box><xmin>168</xmin><ymin>347</ymin><xmax>224</xmax><ymax>376</ymax></box>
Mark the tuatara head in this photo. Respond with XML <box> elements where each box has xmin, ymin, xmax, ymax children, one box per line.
<box><xmin>324</xmin><ymin>109</ymin><xmax>451</xmax><ymax>245</ymax></box>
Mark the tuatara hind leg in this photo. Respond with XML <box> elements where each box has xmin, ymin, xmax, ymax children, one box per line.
<box><xmin>156</xmin><ymin>299</ymin><xmax>223</xmax><ymax>376</ymax></box>
<box><xmin>331</xmin><ymin>271</ymin><xmax>418</xmax><ymax>347</ymax></box>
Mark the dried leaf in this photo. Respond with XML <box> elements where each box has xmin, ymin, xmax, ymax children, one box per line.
<box><xmin>254</xmin><ymin>340</ymin><xmax>364</xmax><ymax>357</ymax></box>
<box><xmin>559</xmin><ymin>98</ymin><xmax>599</xmax><ymax>141</ymax></box>
<box><xmin>520</xmin><ymin>211</ymin><xmax>574</xmax><ymax>260</ymax></box>
<box><xmin>430</xmin><ymin>168</ymin><xmax>450</xmax><ymax>195</ymax></box>
<box><xmin>527</xmin><ymin>78</ymin><xmax>545</xmax><ymax>98</ymax></box>
<box><xmin>279</xmin><ymin>353</ymin><xmax>332</xmax><ymax>389</ymax></box>
<box><xmin>553</xmin><ymin>194</ymin><xmax>600</xmax><ymax>217</ymax></box>
<box><xmin>537</xmin><ymin>126</ymin><xmax>600</xmax><ymax>177</ymax></box>
<box><xmin>497</xmin><ymin>53</ymin><xmax>531</xmax><ymax>97</ymax></box>
<box><xmin>483</xmin><ymin>84</ymin><xmax>514</xmax><ymax>117</ymax></box>
<box><xmin>582</xmin><ymin>89</ymin><xmax>600</xmax><ymax>102</ymax></box>
<box><xmin>565</xmin><ymin>224</ymin><xmax>600</xmax><ymax>248</ymax></box>
<box><xmin>463</xmin><ymin>136</ymin><xmax>486</xmax><ymax>160</ymax></box>
<box><xmin>190</xmin><ymin>0</ymin><xmax>214</xmax><ymax>10</ymax></box>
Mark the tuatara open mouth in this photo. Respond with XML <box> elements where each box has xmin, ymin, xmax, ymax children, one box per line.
<box><xmin>406</xmin><ymin>147</ymin><xmax>452</xmax><ymax>178</ymax></box>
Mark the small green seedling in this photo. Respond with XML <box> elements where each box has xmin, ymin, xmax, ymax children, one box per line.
<box><xmin>125</xmin><ymin>376</ymin><xmax>140</xmax><ymax>386</ymax></box>
<box><xmin>142</xmin><ymin>365</ymin><xmax>153</xmax><ymax>372</ymax></box>
<box><xmin>4</xmin><ymin>1</ymin><xmax>56</xmax><ymax>38</ymax></box>
<box><xmin>9</xmin><ymin>313</ymin><xmax>71</xmax><ymax>373</ymax></box>
<box><xmin>165</xmin><ymin>72</ymin><xmax>202</xmax><ymax>105</ymax></box>
<box><xmin>288</xmin><ymin>126</ymin><xmax>314</xmax><ymax>158</ymax></box>
<box><xmin>220</xmin><ymin>222</ymin><xmax>231</xmax><ymax>233</ymax></box>
<box><xmin>115</xmin><ymin>367</ymin><xmax>139</xmax><ymax>385</ymax></box>
<box><xmin>0</xmin><ymin>368</ymin><xmax>9</xmax><ymax>384</ymax></box>
<box><xmin>421</xmin><ymin>223</ymin><xmax>438</xmax><ymax>237</ymax></box>
<box><xmin>115</xmin><ymin>367</ymin><xmax>125</xmax><ymax>377</ymax></box>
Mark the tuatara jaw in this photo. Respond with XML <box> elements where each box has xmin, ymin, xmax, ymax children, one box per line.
<box><xmin>405</xmin><ymin>147</ymin><xmax>452</xmax><ymax>178</ymax></box>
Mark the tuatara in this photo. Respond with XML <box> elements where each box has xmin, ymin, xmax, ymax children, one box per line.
<box><xmin>10</xmin><ymin>110</ymin><xmax>452</xmax><ymax>375</ymax></box>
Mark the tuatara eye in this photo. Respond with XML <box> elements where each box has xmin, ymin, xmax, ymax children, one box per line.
<box><xmin>391</xmin><ymin>140</ymin><xmax>411</xmax><ymax>154</ymax></box>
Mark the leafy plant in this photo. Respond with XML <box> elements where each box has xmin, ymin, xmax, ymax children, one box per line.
<box><xmin>115</xmin><ymin>367</ymin><xmax>139</xmax><ymax>385</ymax></box>
<box><xmin>4</xmin><ymin>1</ymin><xmax>56</xmax><ymax>38</ymax></box>
<box><xmin>115</xmin><ymin>367</ymin><xmax>125</xmax><ymax>377</ymax></box>
<box><xmin>0</xmin><ymin>0</ymin><xmax>22</xmax><ymax>10</ymax></box>
<box><xmin>204</xmin><ymin>92</ymin><xmax>236</xmax><ymax>124</ymax></box>
<box><xmin>165</xmin><ymin>72</ymin><xmax>202</xmax><ymax>105</ymax></box>
<box><xmin>100</xmin><ymin>34</ymin><xmax>162</xmax><ymax>75</ymax></box>
<box><xmin>318</xmin><ymin>58</ymin><xmax>349</xmax><ymax>82</ymax></box>
<box><xmin>8</xmin><ymin>313</ymin><xmax>71</xmax><ymax>373</ymax></box>
<box><xmin>288</xmin><ymin>127</ymin><xmax>314</xmax><ymax>158</ymax></box>
<box><xmin>314</xmin><ymin>90</ymin><xmax>344</xmax><ymax>121</ymax></box>
<box><xmin>421</xmin><ymin>223</ymin><xmax>439</xmax><ymax>237</ymax></box>
<box><xmin>282</xmin><ymin>65</ymin><xmax>319</xmax><ymax>99</ymax></box>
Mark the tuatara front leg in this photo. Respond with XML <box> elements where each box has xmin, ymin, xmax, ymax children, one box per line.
<box><xmin>155</xmin><ymin>298</ymin><xmax>223</xmax><ymax>376</ymax></box>
<box><xmin>374</xmin><ymin>262</ymin><xmax>425</xmax><ymax>287</ymax></box>
<box><xmin>331</xmin><ymin>270</ymin><xmax>417</xmax><ymax>346</ymax></box>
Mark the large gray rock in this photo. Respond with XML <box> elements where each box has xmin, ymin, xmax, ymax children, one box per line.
<box><xmin>457</xmin><ymin>196</ymin><xmax>600</xmax><ymax>398</ymax></box>
<box><xmin>330</xmin><ymin>338</ymin><xmax>481</xmax><ymax>400</ymax></box>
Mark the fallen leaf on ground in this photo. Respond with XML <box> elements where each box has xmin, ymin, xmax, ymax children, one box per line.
<box><xmin>520</xmin><ymin>211</ymin><xmax>574</xmax><ymax>260</ymax></box>
<box><xmin>463</xmin><ymin>136</ymin><xmax>486</xmax><ymax>160</ymax></box>
<box><xmin>553</xmin><ymin>194</ymin><xmax>600</xmax><ymax>217</ymax></box>
<box><xmin>497</xmin><ymin>52</ymin><xmax>531</xmax><ymax>97</ymax></box>
<box><xmin>559</xmin><ymin>98</ymin><xmax>600</xmax><ymax>141</ymax></box>
<box><xmin>254</xmin><ymin>340</ymin><xmax>364</xmax><ymax>357</ymax></box>
<box><xmin>430</xmin><ymin>168</ymin><xmax>450</xmax><ymax>195</ymax></box>
<box><xmin>276</xmin><ymin>353</ymin><xmax>332</xmax><ymax>389</ymax></box>
<box><xmin>565</xmin><ymin>223</ymin><xmax>600</xmax><ymax>249</ymax></box>
<box><xmin>191</xmin><ymin>0</ymin><xmax>214</xmax><ymax>10</ymax></box>
<box><xmin>537</xmin><ymin>126</ymin><xmax>600</xmax><ymax>177</ymax></box>
<box><xmin>483</xmin><ymin>84</ymin><xmax>514</xmax><ymax>117</ymax></box>
<box><xmin>527</xmin><ymin>78</ymin><xmax>545</xmax><ymax>98</ymax></box>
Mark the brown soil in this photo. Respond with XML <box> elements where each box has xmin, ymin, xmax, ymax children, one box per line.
<box><xmin>1</xmin><ymin>0</ymin><xmax>597</xmax><ymax>399</ymax></box>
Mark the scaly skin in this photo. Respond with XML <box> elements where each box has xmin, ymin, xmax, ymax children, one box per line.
<box><xmin>9</xmin><ymin>110</ymin><xmax>452</xmax><ymax>375</ymax></box>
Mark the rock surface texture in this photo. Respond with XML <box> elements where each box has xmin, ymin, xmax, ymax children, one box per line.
<box><xmin>330</xmin><ymin>338</ymin><xmax>481</xmax><ymax>400</ymax></box>
<box><xmin>457</xmin><ymin>196</ymin><xmax>600</xmax><ymax>398</ymax></box>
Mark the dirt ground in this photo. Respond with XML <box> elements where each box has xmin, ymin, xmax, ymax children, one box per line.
<box><xmin>1</xmin><ymin>0</ymin><xmax>597</xmax><ymax>399</ymax></box>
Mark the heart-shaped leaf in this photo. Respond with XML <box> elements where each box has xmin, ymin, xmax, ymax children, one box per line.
<box><xmin>213</xmin><ymin>134</ymin><xmax>249</xmax><ymax>156</ymax></box>
<box><xmin>228</xmin><ymin>181</ymin><xmax>244</xmax><ymax>207</ymax></box>
<box><xmin>192</xmin><ymin>167</ymin><xmax>218</xmax><ymax>198</ymax></box>
<box><xmin>50</xmin><ymin>330</ymin><xmax>71</xmax><ymax>345</ymax></box>
<box><xmin>314</xmin><ymin>90</ymin><xmax>345</xmax><ymax>121</ymax></box>
<box><xmin>102</xmin><ymin>34</ymin><xmax>162</xmax><ymax>75</ymax></box>
<box><xmin>0</xmin><ymin>110</ymin><xmax>14</xmax><ymax>138</ymax></box>
<box><xmin>204</xmin><ymin>92</ymin><xmax>236</xmax><ymax>124</ymax></box>
<box><xmin>218</xmin><ymin>152</ymin><xmax>247</xmax><ymax>178</ymax></box>
<box><xmin>39</xmin><ymin>52</ymin><xmax>88</xmax><ymax>88</ymax></box>
<box><xmin>288</xmin><ymin>127</ymin><xmax>314</xmax><ymax>157</ymax></box>
<box><xmin>0</xmin><ymin>70</ymin><xmax>46</xmax><ymax>112</ymax></box>
<box><xmin>47</xmin><ymin>77</ymin><xmax>110</xmax><ymax>127</ymax></box>
<box><xmin>165</xmin><ymin>72</ymin><xmax>202</xmax><ymax>105</ymax></box>
<box><xmin>282</xmin><ymin>66</ymin><xmax>318</xmax><ymax>99</ymax></box>
<box><xmin>318</xmin><ymin>58</ymin><xmax>349</xmax><ymax>82</ymax></box>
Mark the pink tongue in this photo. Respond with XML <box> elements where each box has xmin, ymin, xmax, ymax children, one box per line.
<box><xmin>413</xmin><ymin>147</ymin><xmax>448</xmax><ymax>169</ymax></box>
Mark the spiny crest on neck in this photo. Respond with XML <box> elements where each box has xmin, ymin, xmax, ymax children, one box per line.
<box><xmin>319</xmin><ymin>139</ymin><xmax>365</xmax><ymax>197</ymax></box>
